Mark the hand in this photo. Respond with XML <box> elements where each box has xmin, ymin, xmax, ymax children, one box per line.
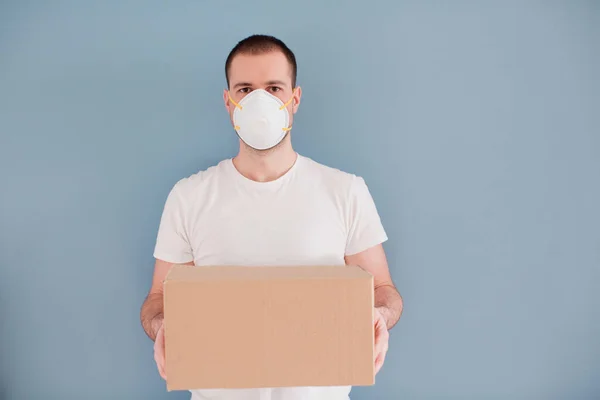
<box><xmin>374</xmin><ymin>307</ymin><xmax>389</xmax><ymax>375</ymax></box>
<box><xmin>154</xmin><ymin>321</ymin><xmax>167</xmax><ymax>380</ymax></box>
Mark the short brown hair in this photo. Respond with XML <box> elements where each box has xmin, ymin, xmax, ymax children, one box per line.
<box><xmin>225</xmin><ymin>34</ymin><xmax>297</xmax><ymax>89</ymax></box>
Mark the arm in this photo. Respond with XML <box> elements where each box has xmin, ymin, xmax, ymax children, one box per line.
<box><xmin>140</xmin><ymin>258</ymin><xmax>194</xmax><ymax>341</ymax></box>
<box><xmin>144</xmin><ymin>182</ymin><xmax>194</xmax><ymax>379</ymax></box>
<box><xmin>345</xmin><ymin>243</ymin><xmax>403</xmax><ymax>330</ymax></box>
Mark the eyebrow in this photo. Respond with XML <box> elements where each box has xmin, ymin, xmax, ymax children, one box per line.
<box><xmin>232</xmin><ymin>80</ymin><xmax>288</xmax><ymax>89</ymax></box>
<box><xmin>265</xmin><ymin>80</ymin><xmax>287</xmax><ymax>87</ymax></box>
<box><xmin>233</xmin><ymin>82</ymin><xmax>253</xmax><ymax>89</ymax></box>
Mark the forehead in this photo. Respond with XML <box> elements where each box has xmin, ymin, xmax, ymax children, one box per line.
<box><xmin>228</xmin><ymin>51</ymin><xmax>293</xmax><ymax>87</ymax></box>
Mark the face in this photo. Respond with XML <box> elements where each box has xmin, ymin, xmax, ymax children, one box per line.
<box><xmin>223</xmin><ymin>51</ymin><xmax>302</xmax><ymax>136</ymax></box>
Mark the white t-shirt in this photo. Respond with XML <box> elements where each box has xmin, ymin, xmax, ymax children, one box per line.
<box><xmin>153</xmin><ymin>154</ymin><xmax>388</xmax><ymax>400</ymax></box>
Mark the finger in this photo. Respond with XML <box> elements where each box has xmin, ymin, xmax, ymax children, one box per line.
<box><xmin>374</xmin><ymin>316</ymin><xmax>387</xmax><ymax>338</ymax></box>
<box><xmin>373</xmin><ymin>329</ymin><xmax>384</xmax><ymax>360</ymax></box>
<box><xmin>155</xmin><ymin>350</ymin><xmax>167</xmax><ymax>379</ymax></box>
<box><xmin>154</xmin><ymin>340</ymin><xmax>166</xmax><ymax>377</ymax></box>
<box><xmin>154</xmin><ymin>327</ymin><xmax>167</xmax><ymax>380</ymax></box>
<box><xmin>374</xmin><ymin>337</ymin><xmax>384</xmax><ymax>358</ymax></box>
<box><xmin>374</xmin><ymin>352</ymin><xmax>383</xmax><ymax>374</ymax></box>
<box><xmin>373</xmin><ymin>344</ymin><xmax>382</xmax><ymax>373</ymax></box>
<box><xmin>373</xmin><ymin>333</ymin><xmax>389</xmax><ymax>375</ymax></box>
<box><xmin>154</xmin><ymin>352</ymin><xmax>167</xmax><ymax>379</ymax></box>
<box><xmin>374</xmin><ymin>328</ymin><xmax>388</xmax><ymax>354</ymax></box>
<box><xmin>374</xmin><ymin>344</ymin><xmax>388</xmax><ymax>374</ymax></box>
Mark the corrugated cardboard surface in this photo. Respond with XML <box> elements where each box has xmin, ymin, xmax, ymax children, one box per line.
<box><xmin>163</xmin><ymin>265</ymin><xmax>374</xmax><ymax>391</ymax></box>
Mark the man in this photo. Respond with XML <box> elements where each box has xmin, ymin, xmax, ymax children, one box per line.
<box><xmin>140</xmin><ymin>34</ymin><xmax>403</xmax><ymax>400</ymax></box>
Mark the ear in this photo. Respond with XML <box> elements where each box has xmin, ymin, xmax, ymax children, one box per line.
<box><xmin>292</xmin><ymin>86</ymin><xmax>302</xmax><ymax>114</ymax></box>
<box><xmin>223</xmin><ymin>89</ymin><xmax>231</xmax><ymax>111</ymax></box>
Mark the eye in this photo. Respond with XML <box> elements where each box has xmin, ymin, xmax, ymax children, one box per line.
<box><xmin>268</xmin><ymin>86</ymin><xmax>282</xmax><ymax>93</ymax></box>
<box><xmin>238</xmin><ymin>87</ymin><xmax>251</xmax><ymax>94</ymax></box>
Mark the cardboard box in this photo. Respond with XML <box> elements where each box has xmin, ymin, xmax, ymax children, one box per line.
<box><xmin>163</xmin><ymin>265</ymin><xmax>374</xmax><ymax>391</ymax></box>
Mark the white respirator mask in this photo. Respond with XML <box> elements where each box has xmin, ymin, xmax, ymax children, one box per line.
<box><xmin>229</xmin><ymin>89</ymin><xmax>295</xmax><ymax>150</ymax></box>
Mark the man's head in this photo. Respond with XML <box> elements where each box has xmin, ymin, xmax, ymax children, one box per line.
<box><xmin>225</xmin><ymin>34</ymin><xmax>297</xmax><ymax>89</ymax></box>
<box><xmin>223</xmin><ymin>35</ymin><xmax>302</xmax><ymax>152</ymax></box>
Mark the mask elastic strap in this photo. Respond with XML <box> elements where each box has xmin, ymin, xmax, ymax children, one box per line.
<box><xmin>279</xmin><ymin>89</ymin><xmax>296</xmax><ymax>132</ymax></box>
<box><xmin>280</xmin><ymin>88</ymin><xmax>297</xmax><ymax>131</ymax></box>
<box><xmin>278</xmin><ymin>88</ymin><xmax>296</xmax><ymax>111</ymax></box>
<box><xmin>229</xmin><ymin>93</ymin><xmax>242</xmax><ymax>130</ymax></box>
<box><xmin>228</xmin><ymin>93</ymin><xmax>243</xmax><ymax>110</ymax></box>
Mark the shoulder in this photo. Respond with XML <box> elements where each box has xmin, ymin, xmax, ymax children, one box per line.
<box><xmin>298</xmin><ymin>155</ymin><xmax>366</xmax><ymax>194</ymax></box>
<box><xmin>169</xmin><ymin>159</ymin><xmax>231</xmax><ymax>201</ymax></box>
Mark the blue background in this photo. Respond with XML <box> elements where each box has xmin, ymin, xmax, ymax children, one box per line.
<box><xmin>0</xmin><ymin>1</ymin><xmax>598</xmax><ymax>399</ymax></box>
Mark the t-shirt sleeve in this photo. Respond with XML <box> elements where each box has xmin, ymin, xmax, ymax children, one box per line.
<box><xmin>153</xmin><ymin>184</ymin><xmax>194</xmax><ymax>264</ymax></box>
<box><xmin>345</xmin><ymin>176</ymin><xmax>388</xmax><ymax>256</ymax></box>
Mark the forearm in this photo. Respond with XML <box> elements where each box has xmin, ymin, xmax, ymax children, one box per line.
<box><xmin>140</xmin><ymin>292</ymin><xmax>164</xmax><ymax>341</ymax></box>
<box><xmin>374</xmin><ymin>284</ymin><xmax>403</xmax><ymax>330</ymax></box>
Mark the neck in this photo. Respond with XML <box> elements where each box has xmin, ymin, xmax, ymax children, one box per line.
<box><xmin>233</xmin><ymin>139</ymin><xmax>297</xmax><ymax>182</ymax></box>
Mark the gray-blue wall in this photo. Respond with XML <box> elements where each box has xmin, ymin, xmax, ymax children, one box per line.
<box><xmin>1</xmin><ymin>1</ymin><xmax>598</xmax><ymax>399</ymax></box>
